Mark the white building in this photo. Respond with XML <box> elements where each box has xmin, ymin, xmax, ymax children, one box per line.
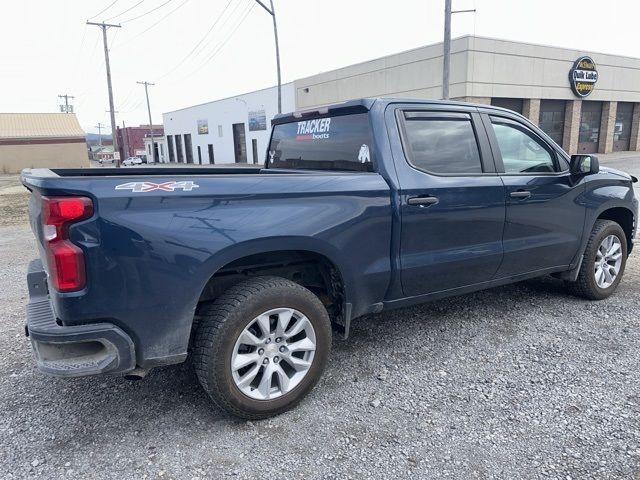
<box><xmin>143</xmin><ymin>135</ymin><xmax>168</xmax><ymax>163</ymax></box>
<box><xmin>162</xmin><ymin>83</ymin><xmax>294</xmax><ymax>165</ymax></box>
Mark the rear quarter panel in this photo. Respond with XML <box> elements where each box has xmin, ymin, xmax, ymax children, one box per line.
<box><xmin>26</xmin><ymin>173</ymin><xmax>392</xmax><ymax>366</ymax></box>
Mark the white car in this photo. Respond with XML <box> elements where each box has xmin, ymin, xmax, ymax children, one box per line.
<box><xmin>123</xmin><ymin>157</ymin><xmax>143</xmax><ymax>166</ymax></box>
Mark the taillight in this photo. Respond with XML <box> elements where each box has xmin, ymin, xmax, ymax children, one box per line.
<box><xmin>41</xmin><ymin>196</ymin><xmax>93</xmax><ymax>292</ymax></box>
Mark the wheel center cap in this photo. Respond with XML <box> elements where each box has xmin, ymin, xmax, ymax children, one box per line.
<box><xmin>265</xmin><ymin>344</ymin><xmax>278</xmax><ymax>356</ymax></box>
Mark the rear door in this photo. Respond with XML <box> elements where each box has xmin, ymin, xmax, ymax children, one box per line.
<box><xmin>481</xmin><ymin>112</ymin><xmax>586</xmax><ymax>277</ymax></box>
<box><xmin>391</xmin><ymin>106</ymin><xmax>506</xmax><ymax>297</ymax></box>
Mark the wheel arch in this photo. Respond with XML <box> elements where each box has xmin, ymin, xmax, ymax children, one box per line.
<box><xmin>193</xmin><ymin>237</ymin><xmax>353</xmax><ymax>336</ymax></box>
<box><xmin>596</xmin><ymin>206</ymin><xmax>635</xmax><ymax>253</ymax></box>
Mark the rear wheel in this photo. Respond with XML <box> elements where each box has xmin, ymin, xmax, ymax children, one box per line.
<box><xmin>193</xmin><ymin>276</ymin><xmax>331</xmax><ymax>419</ymax></box>
<box><xmin>566</xmin><ymin>219</ymin><xmax>627</xmax><ymax>300</ymax></box>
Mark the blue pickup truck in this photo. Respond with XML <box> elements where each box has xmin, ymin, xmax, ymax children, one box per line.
<box><xmin>22</xmin><ymin>98</ymin><xmax>638</xmax><ymax>419</ymax></box>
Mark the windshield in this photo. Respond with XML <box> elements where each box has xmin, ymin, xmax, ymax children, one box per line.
<box><xmin>266</xmin><ymin>113</ymin><xmax>374</xmax><ymax>172</ymax></box>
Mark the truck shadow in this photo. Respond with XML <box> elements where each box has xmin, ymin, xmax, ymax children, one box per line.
<box><xmin>26</xmin><ymin>274</ymin><xmax>585</xmax><ymax>449</ymax></box>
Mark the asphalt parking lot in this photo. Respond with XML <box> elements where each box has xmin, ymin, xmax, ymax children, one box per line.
<box><xmin>1</xmin><ymin>155</ymin><xmax>639</xmax><ymax>479</ymax></box>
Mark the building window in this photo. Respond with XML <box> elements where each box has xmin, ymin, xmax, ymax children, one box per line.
<box><xmin>208</xmin><ymin>144</ymin><xmax>214</xmax><ymax>164</ymax></box>
<box><xmin>538</xmin><ymin>100</ymin><xmax>566</xmax><ymax>146</ymax></box>
<box><xmin>491</xmin><ymin>98</ymin><xmax>524</xmax><ymax>115</ymax></box>
<box><xmin>218</xmin><ymin>125</ymin><xmax>223</xmax><ymax>137</ymax></box>
<box><xmin>160</xmin><ymin>144</ymin><xmax>164</xmax><ymax>155</ymax></box>
<box><xmin>197</xmin><ymin>145</ymin><xmax>202</xmax><ymax>164</ymax></box>
<box><xmin>175</xmin><ymin>135</ymin><xmax>184</xmax><ymax>163</ymax></box>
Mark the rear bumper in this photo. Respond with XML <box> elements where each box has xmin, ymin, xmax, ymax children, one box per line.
<box><xmin>25</xmin><ymin>259</ymin><xmax>136</xmax><ymax>377</ymax></box>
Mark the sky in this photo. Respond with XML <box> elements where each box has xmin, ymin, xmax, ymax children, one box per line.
<box><xmin>1</xmin><ymin>0</ymin><xmax>639</xmax><ymax>134</ymax></box>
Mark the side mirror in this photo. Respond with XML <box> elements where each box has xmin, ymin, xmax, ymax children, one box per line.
<box><xmin>570</xmin><ymin>154</ymin><xmax>599</xmax><ymax>175</ymax></box>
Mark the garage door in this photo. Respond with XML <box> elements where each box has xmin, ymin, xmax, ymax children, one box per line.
<box><xmin>578</xmin><ymin>101</ymin><xmax>602</xmax><ymax>154</ymax></box>
<box><xmin>613</xmin><ymin>103</ymin><xmax>634</xmax><ymax>152</ymax></box>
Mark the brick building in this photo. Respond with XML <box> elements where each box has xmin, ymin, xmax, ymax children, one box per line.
<box><xmin>116</xmin><ymin>124</ymin><xmax>163</xmax><ymax>161</ymax></box>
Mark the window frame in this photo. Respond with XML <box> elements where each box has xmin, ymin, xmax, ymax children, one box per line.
<box><xmin>396</xmin><ymin>109</ymin><xmax>496</xmax><ymax>177</ymax></box>
<box><xmin>483</xmin><ymin>113</ymin><xmax>569</xmax><ymax>176</ymax></box>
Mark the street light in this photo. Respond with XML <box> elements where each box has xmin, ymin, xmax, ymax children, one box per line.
<box><xmin>255</xmin><ymin>0</ymin><xmax>282</xmax><ymax>114</ymax></box>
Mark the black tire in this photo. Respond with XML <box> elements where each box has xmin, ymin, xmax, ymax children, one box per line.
<box><xmin>566</xmin><ymin>219</ymin><xmax>628</xmax><ymax>300</ymax></box>
<box><xmin>193</xmin><ymin>276</ymin><xmax>332</xmax><ymax>419</ymax></box>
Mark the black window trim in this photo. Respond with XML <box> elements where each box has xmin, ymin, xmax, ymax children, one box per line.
<box><xmin>483</xmin><ymin>113</ymin><xmax>569</xmax><ymax>176</ymax></box>
<box><xmin>396</xmin><ymin>108</ymin><xmax>497</xmax><ymax>177</ymax></box>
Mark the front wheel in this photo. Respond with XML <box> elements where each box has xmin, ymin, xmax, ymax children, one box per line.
<box><xmin>566</xmin><ymin>219</ymin><xmax>628</xmax><ymax>300</ymax></box>
<box><xmin>193</xmin><ymin>276</ymin><xmax>332</xmax><ymax>419</ymax></box>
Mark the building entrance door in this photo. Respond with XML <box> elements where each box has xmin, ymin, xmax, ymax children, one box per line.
<box><xmin>578</xmin><ymin>101</ymin><xmax>602</xmax><ymax>154</ymax></box>
<box><xmin>232</xmin><ymin>123</ymin><xmax>247</xmax><ymax>163</ymax></box>
<box><xmin>613</xmin><ymin>103</ymin><xmax>634</xmax><ymax>152</ymax></box>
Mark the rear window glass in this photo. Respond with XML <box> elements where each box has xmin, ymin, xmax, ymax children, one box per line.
<box><xmin>266</xmin><ymin>113</ymin><xmax>374</xmax><ymax>172</ymax></box>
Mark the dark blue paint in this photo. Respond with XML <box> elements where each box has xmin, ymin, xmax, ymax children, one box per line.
<box><xmin>22</xmin><ymin>98</ymin><xmax>638</xmax><ymax>369</ymax></box>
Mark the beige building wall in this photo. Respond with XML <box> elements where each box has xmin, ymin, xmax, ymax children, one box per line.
<box><xmin>464</xmin><ymin>37</ymin><xmax>640</xmax><ymax>102</ymax></box>
<box><xmin>295</xmin><ymin>40</ymin><xmax>469</xmax><ymax>109</ymax></box>
<box><xmin>292</xmin><ymin>35</ymin><xmax>640</xmax><ymax>153</ymax></box>
<box><xmin>0</xmin><ymin>142</ymin><xmax>88</xmax><ymax>173</ymax></box>
<box><xmin>294</xmin><ymin>36</ymin><xmax>640</xmax><ymax>110</ymax></box>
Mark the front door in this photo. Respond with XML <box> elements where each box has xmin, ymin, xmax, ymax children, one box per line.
<box><xmin>396</xmin><ymin>109</ymin><xmax>506</xmax><ymax>297</ymax></box>
<box><xmin>484</xmin><ymin>114</ymin><xmax>586</xmax><ymax>277</ymax></box>
<box><xmin>232</xmin><ymin>123</ymin><xmax>247</xmax><ymax>163</ymax></box>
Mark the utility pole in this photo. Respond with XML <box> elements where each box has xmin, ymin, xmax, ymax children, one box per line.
<box><xmin>87</xmin><ymin>20</ymin><xmax>122</xmax><ymax>166</ymax></box>
<box><xmin>442</xmin><ymin>1</ymin><xmax>475</xmax><ymax>100</ymax></box>
<box><xmin>58</xmin><ymin>94</ymin><xmax>75</xmax><ymax>113</ymax></box>
<box><xmin>255</xmin><ymin>0</ymin><xmax>282</xmax><ymax>114</ymax></box>
<box><xmin>94</xmin><ymin>123</ymin><xmax>105</xmax><ymax>147</ymax></box>
<box><xmin>137</xmin><ymin>81</ymin><xmax>156</xmax><ymax>163</ymax></box>
<box><xmin>122</xmin><ymin>120</ymin><xmax>129</xmax><ymax>162</ymax></box>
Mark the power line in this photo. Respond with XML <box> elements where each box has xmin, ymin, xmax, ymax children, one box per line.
<box><xmin>183</xmin><ymin>2</ymin><xmax>255</xmax><ymax>80</ymax></box>
<box><xmin>121</xmin><ymin>0</ymin><xmax>174</xmax><ymax>23</ymax></box>
<box><xmin>190</xmin><ymin>0</ymin><xmax>247</xmax><ymax>62</ymax></box>
<box><xmin>169</xmin><ymin>0</ymin><xmax>252</xmax><ymax>83</ymax></box>
<box><xmin>154</xmin><ymin>0</ymin><xmax>234</xmax><ymax>80</ymax></box>
<box><xmin>89</xmin><ymin>0</ymin><xmax>119</xmax><ymax>20</ymax></box>
<box><xmin>114</xmin><ymin>0</ymin><xmax>190</xmax><ymax>47</ymax></box>
<box><xmin>105</xmin><ymin>0</ymin><xmax>145</xmax><ymax>21</ymax></box>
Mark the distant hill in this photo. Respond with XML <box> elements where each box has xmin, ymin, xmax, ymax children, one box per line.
<box><xmin>86</xmin><ymin>133</ymin><xmax>113</xmax><ymax>144</ymax></box>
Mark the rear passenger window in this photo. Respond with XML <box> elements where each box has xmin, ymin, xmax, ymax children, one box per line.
<box><xmin>402</xmin><ymin>112</ymin><xmax>482</xmax><ymax>174</ymax></box>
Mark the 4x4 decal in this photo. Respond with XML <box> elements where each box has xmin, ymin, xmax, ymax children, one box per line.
<box><xmin>115</xmin><ymin>181</ymin><xmax>200</xmax><ymax>192</ymax></box>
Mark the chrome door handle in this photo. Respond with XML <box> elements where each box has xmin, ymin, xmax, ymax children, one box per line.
<box><xmin>510</xmin><ymin>190</ymin><xmax>531</xmax><ymax>199</ymax></box>
<box><xmin>407</xmin><ymin>196</ymin><xmax>439</xmax><ymax>206</ymax></box>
